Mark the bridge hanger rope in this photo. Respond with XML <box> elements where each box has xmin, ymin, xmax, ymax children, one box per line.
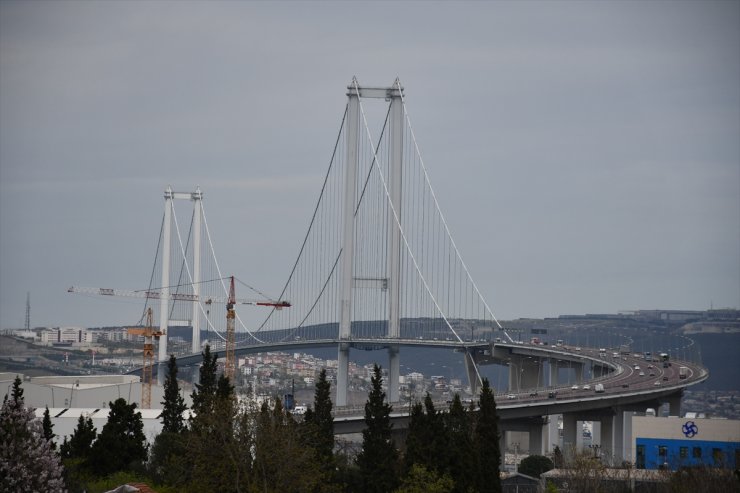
<box><xmin>139</xmin><ymin>214</ymin><xmax>166</xmax><ymax>326</ymax></box>
<box><xmin>199</xmin><ymin>199</ymin><xmax>266</xmax><ymax>344</ymax></box>
<box><xmin>397</xmin><ymin>80</ymin><xmax>511</xmax><ymax>343</ymax></box>
<box><xmin>352</xmin><ymin>78</ymin><xmax>465</xmax><ymax>344</ymax></box>
<box><xmin>170</xmin><ymin>198</ymin><xmax>236</xmax><ymax>342</ymax></box>
<box><xmin>252</xmin><ymin>105</ymin><xmax>349</xmax><ymax>336</ymax></box>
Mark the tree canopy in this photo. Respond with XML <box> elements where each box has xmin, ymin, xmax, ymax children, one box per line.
<box><xmin>159</xmin><ymin>354</ymin><xmax>187</xmax><ymax>434</ymax></box>
<box><xmin>356</xmin><ymin>364</ymin><xmax>399</xmax><ymax>493</ymax></box>
<box><xmin>88</xmin><ymin>398</ymin><xmax>148</xmax><ymax>476</ymax></box>
<box><xmin>0</xmin><ymin>377</ymin><xmax>66</xmax><ymax>492</ymax></box>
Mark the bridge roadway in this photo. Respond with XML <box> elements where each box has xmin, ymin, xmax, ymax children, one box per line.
<box><xmin>167</xmin><ymin>337</ymin><xmax>707</xmax><ymax>420</ymax></box>
<box><xmin>154</xmin><ymin>337</ymin><xmax>707</xmax><ymax>460</ymax></box>
<box><xmin>330</xmin><ymin>343</ymin><xmax>707</xmax><ymax>463</ymax></box>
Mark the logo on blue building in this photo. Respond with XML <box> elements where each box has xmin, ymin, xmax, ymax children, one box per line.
<box><xmin>682</xmin><ymin>420</ymin><xmax>698</xmax><ymax>438</ymax></box>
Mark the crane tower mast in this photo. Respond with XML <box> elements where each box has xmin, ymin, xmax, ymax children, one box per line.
<box><xmin>127</xmin><ymin>308</ymin><xmax>162</xmax><ymax>409</ymax></box>
<box><xmin>225</xmin><ymin>276</ymin><xmax>236</xmax><ymax>381</ymax></box>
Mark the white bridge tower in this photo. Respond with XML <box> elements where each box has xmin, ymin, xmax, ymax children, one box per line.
<box><xmin>158</xmin><ymin>186</ymin><xmax>204</xmax><ymax>364</ymax></box>
<box><xmin>337</xmin><ymin>79</ymin><xmax>404</xmax><ymax>406</ymax></box>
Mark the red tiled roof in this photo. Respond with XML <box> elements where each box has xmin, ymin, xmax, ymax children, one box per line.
<box><xmin>128</xmin><ymin>483</ymin><xmax>158</xmax><ymax>493</ymax></box>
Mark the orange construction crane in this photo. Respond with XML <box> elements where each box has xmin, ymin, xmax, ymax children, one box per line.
<box><xmin>128</xmin><ymin>308</ymin><xmax>163</xmax><ymax>409</ymax></box>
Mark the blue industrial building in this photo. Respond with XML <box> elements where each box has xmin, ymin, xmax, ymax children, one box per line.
<box><xmin>631</xmin><ymin>416</ymin><xmax>740</xmax><ymax>471</ymax></box>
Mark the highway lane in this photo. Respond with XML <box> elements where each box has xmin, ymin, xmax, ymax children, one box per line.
<box><xmin>489</xmin><ymin>342</ymin><xmax>706</xmax><ymax>412</ymax></box>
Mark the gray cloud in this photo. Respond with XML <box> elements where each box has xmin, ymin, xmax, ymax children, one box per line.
<box><xmin>1</xmin><ymin>0</ymin><xmax>738</xmax><ymax>327</ymax></box>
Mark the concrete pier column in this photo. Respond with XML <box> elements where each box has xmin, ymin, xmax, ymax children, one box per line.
<box><xmin>464</xmin><ymin>350</ymin><xmax>481</xmax><ymax>396</ymax></box>
<box><xmin>528</xmin><ymin>422</ymin><xmax>545</xmax><ymax>455</ymax></box>
<box><xmin>336</xmin><ymin>343</ymin><xmax>350</xmax><ymax>406</ymax></box>
<box><xmin>562</xmin><ymin>413</ymin><xmax>578</xmax><ymax>458</ymax></box>
<box><xmin>600</xmin><ymin>414</ymin><xmax>615</xmax><ymax>465</ymax></box>
<box><xmin>388</xmin><ymin>345</ymin><xmax>400</xmax><ymax>403</ymax></box>
<box><xmin>549</xmin><ymin>360</ymin><xmax>560</xmax><ymax>386</ymax></box>
<box><xmin>574</xmin><ymin>362</ymin><xmax>585</xmax><ymax>384</ymax></box>
<box><xmin>520</xmin><ymin>357</ymin><xmax>545</xmax><ymax>389</ymax></box>
<box><xmin>666</xmin><ymin>392</ymin><xmax>682</xmax><ymax>417</ymax></box>
<box><xmin>547</xmin><ymin>414</ymin><xmax>561</xmax><ymax>454</ymax></box>
<box><xmin>508</xmin><ymin>359</ymin><xmax>522</xmax><ymax>392</ymax></box>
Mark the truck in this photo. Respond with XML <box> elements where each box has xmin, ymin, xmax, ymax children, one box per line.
<box><xmin>594</xmin><ymin>383</ymin><xmax>605</xmax><ymax>393</ymax></box>
<box><xmin>620</xmin><ymin>344</ymin><xmax>631</xmax><ymax>355</ymax></box>
<box><xmin>679</xmin><ymin>366</ymin><xmax>689</xmax><ymax>379</ymax></box>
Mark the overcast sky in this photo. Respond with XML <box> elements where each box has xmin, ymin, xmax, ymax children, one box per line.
<box><xmin>1</xmin><ymin>1</ymin><xmax>738</xmax><ymax>329</ymax></box>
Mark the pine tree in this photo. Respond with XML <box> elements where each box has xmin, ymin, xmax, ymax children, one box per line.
<box><xmin>42</xmin><ymin>405</ymin><xmax>56</xmax><ymax>450</ymax></box>
<box><xmin>88</xmin><ymin>398</ymin><xmax>148</xmax><ymax>476</ymax></box>
<box><xmin>61</xmin><ymin>414</ymin><xmax>96</xmax><ymax>460</ymax></box>
<box><xmin>403</xmin><ymin>394</ymin><xmax>448</xmax><ymax>478</ymax></box>
<box><xmin>191</xmin><ymin>344</ymin><xmax>218</xmax><ymax>417</ymax></box>
<box><xmin>159</xmin><ymin>354</ymin><xmax>187</xmax><ymax>434</ymax></box>
<box><xmin>250</xmin><ymin>397</ymin><xmax>329</xmax><ymax>493</ymax></box>
<box><xmin>9</xmin><ymin>375</ymin><xmax>23</xmax><ymax>404</ymax></box>
<box><xmin>402</xmin><ymin>400</ymin><xmax>426</xmax><ymax>472</ymax></box>
<box><xmin>0</xmin><ymin>377</ymin><xmax>66</xmax><ymax>492</ymax></box>
<box><xmin>311</xmin><ymin>368</ymin><xmax>335</xmax><ymax>467</ymax></box>
<box><xmin>356</xmin><ymin>364</ymin><xmax>399</xmax><ymax>493</ymax></box>
<box><xmin>216</xmin><ymin>373</ymin><xmax>235</xmax><ymax>401</ymax></box>
<box><xmin>446</xmin><ymin>394</ymin><xmax>476</xmax><ymax>493</ymax></box>
<box><xmin>474</xmin><ymin>378</ymin><xmax>502</xmax><ymax>493</ymax></box>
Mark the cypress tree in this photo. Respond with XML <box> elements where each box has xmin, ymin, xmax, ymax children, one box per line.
<box><xmin>403</xmin><ymin>393</ymin><xmax>448</xmax><ymax>476</ymax></box>
<box><xmin>9</xmin><ymin>375</ymin><xmax>23</xmax><ymax>404</ymax></box>
<box><xmin>402</xmin><ymin>400</ymin><xmax>426</xmax><ymax>473</ymax></box>
<box><xmin>311</xmin><ymin>368</ymin><xmax>335</xmax><ymax>466</ymax></box>
<box><xmin>191</xmin><ymin>344</ymin><xmax>218</xmax><ymax>417</ymax></box>
<box><xmin>42</xmin><ymin>405</ymin><xmax>56</xmax><ymax>450</ymax></box>
<box><xmin>446</xmin><ymin>394</ymin><xmax>476</xmax><ymax>493</ymax></box>
<box><xmin>475</xmin><ymin>378</ymin><xmax>502</xmax><ymax>493</ymax></box>
<box><xmin>159</xmin><ymin>354</ymin><xmax>187</xmax><ymax>434</ymax></box>
<box><xmin>356</xmin><ymin>364</ymin><xmax>399</xmax><ymax>493</ymax></box>
<box><xmin>89</xmin><ymin>398</ymin><xmax>148</xmax><ymax>476</ymax></box>
<box><xmin>61</xmin><ymin>414</ymin><xmax>96</xmax><ymax>460</ymax></box>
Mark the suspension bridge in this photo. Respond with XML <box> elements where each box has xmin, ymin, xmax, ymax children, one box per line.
<box><xmin>70</xmin><ymin>78</ymin><xmax>511</xmax><ymax>406</ymax></box>
<box><xmin>69</xmin><ymin>78</ymin><xmax>707</xmax><ymax>432</ymax></box>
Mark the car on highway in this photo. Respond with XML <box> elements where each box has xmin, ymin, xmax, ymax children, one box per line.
<box><xmin>634</xmin><ymin>365</ymin><xmax>640</xmax><ymax>370</ymax></box>
<box><xmin>529</xmin><ymin>390</ymin><xmax>538</xmax><ymax>397</ymax></box>
<box><xmin>506</xmin><ymin>394</ymin><xmax>516</xmax><ymax>400</ymax></box>
<box><xmin>663</xmin><ymin>376</ymin><xmax>668</xmax><ymax>381</ymax></box>
<box><xmin>582</xmin><ymin>384</ymin><xmax>591</xmax><ymax>390</ymax></box>
<box><xmin>571</xmin><ymin>384</ymin><xmax>579</xmax><ymax>390</ymax></box>
<box><xmin>575</xmin><ymin>347</ymin><xmax>582</xmax><ymax>351</ymax></box>
<box><xmin>639</xmin><ymin>371</ymin><xmax>645</xmax><ymax>376</ymax></box>
<box><xmin>621</xmin><ymin>383</ymin><xmax>629</xmax><ymax>388</ymax></box>
<box><xmin>548</xmin><ymin>391</ymin><xmax>557</xmax><ymax>399</ymax></box>
<box><xmin>654</xmin><ymin>381</ymin><xmax>661</xmax><ymax>386</ymax></box>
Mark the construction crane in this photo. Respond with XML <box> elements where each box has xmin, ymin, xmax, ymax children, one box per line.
<box><xmin>71</xmin><ymin>279</ymin><xmax>289</xmax><ymax>384</ymax></box>
<box><xmin>67</xmin><ymin>284</ymin><xmax>291</xmax><ymax>308</ymax></box>
<box><xmin>127</xmin><ymin>308</ymin><xmax>162</xmax><ymax>409</ymax></box>
<box><xmin>225</xmin><ymin>276</ymin><xmax>237</xmax><ymax>381</ymax></box>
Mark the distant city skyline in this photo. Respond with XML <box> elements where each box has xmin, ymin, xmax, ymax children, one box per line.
<box><xmin>1</xmin><ymin>1</ymin><xmax>738</xmax><ymax>328</ymax></box>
